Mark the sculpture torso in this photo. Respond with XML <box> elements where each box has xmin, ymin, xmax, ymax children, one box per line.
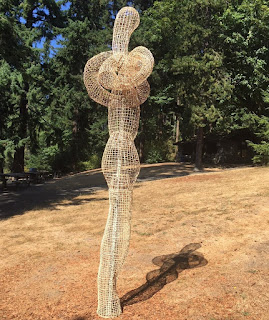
<box><xmin>103</xmin><ymin>90</ymin><xmax>140</xmax><ymax>190</ymax></box>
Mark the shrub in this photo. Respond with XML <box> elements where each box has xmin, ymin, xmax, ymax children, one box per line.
<box><xmin>247</xmin><ymin>116</ymin><xmax>269</xmax><ymax>166</ymax></box>
<box><xmin>78</xmin><ymin>154</ymin><xmax>101</xmax><ymax>171</ymax></box>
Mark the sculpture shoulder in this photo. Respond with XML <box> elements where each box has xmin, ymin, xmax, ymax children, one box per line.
<box><xmin>83</xmin><ymin>51</ymin><xmax>113</xmax><ymax>107</ymax></box>
<box><xmin>84</xmin><ymin>51</ymin><xmax>113</xmax><ymax>73</ymax></box>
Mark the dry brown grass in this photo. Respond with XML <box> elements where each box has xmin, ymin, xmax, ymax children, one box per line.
<box><xmin>0</xmin><ymin>164</ymin><xmax>269</xmax><ymax>320</ymax></box>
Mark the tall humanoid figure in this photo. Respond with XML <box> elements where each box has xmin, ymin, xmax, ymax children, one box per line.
<box><xmin>84</xmin><ymin>7</ymin><xmax>154</xmax><ymax>318</ymax></box>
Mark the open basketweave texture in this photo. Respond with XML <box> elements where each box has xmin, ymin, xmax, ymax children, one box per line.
<box><xmin>84</xmin><ymin>6</ymin><xmax>154</xmax><ymax>318</ymax></box>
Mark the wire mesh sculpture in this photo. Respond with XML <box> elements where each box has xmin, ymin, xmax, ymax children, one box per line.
<box><xmin>84</xmin><ymin>6</ymin><xmax>154</xmax><ymax>318</ymax></box>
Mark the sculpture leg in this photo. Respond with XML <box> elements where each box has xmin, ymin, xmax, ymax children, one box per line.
<box><xmin>97</xmin><ymin>188</ymin><xmax>133</xmax><ymax>318</ymax></box>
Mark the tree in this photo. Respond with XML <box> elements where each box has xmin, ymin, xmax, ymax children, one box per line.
<box><xmin>138</xmin><ymin>0</ymin><xmax>233</xmax><ymax>169</ymax></box>
<box><xmin>0</xmin><ymin>61</ymin><xmax>12</xmax><ymax>172</ymax></box>
<box><xmin>0</xmin><ymin>0</ymin><xmax>63</xmax><ymax>172</ymax></box>
<box><xmin>219</xmin><ymin>0</ymin><xmax>269</xmax><ymax>164</ymax></box>
<box><xmin>42</xmin><ymin>0</ymin><xmax>111</xmax><ymax>171</ymax></box>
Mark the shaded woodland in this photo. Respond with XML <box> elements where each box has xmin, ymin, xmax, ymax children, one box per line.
<box><xmin>1</xmin><ymin>0</ymin><xmax>268</xmax><ymax>173</ymax></box>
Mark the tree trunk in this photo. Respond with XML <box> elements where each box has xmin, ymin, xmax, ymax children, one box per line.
<box><xmin>0</xmin><ymin>159</ymin><xmax>3</xmax><ymax>174</ymax></box>
<box><xmin>0</xmin><ymin>144</ymin><xmax>4</xmax><ymax>173</ymax></box>
<box><xmin>194</xmin><ymin>126</ymin><xmax>204</xmax><ymax>171</ymax></box>
<box><xmin>138</xmin><ymin>105</ymin><xmax>145</xmax><ymax>163</ymax></box>
<box><xmin>139</xmin><ymin>136</ymin><xmax>145</xmax><ymax>163</ymax></box>
<box><xmin>71</xmin><ymin>107</ymin><xmax>79</xmax><ymax>171</ymax></box>
<box><xmin>175</xmin><ymin>115</ymin><xmax>180</xmax><ymax>143</ymax></box>
<box><xmin>12</xmin><ymin>146</ymin><xmax>25</xmax><ymax>172</ymax></box>
<box><xmin>175</xmin><ymin>114</ymin><xmax>181</xmax><ymax>162</ymax></box>
<box><xmin>138</xmin><ymin>120</ymin><xmax>145</xmax><ymax>163</ymax></box>
<box><xmin>12</xmin><ymin>83</ymin><xmax>28</xmax><ymax>173</ymax></box>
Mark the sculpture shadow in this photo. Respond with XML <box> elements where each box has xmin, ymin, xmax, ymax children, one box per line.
<box><xmin>120</xmin><ymin>243</ymin><xmax>207</xmax><ymax>308</ymax></box>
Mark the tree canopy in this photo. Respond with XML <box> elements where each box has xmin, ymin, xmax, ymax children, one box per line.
<box><xmin>1</xmin><ymin>0</ymin><xmax>268</xmax><ymax>174</ymax></box>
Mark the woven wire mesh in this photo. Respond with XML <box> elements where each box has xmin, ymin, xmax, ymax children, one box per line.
<box><xmin>83</xmin><ymin>6</ymin><xmax>154</xmax><ymax>318</ymax></box>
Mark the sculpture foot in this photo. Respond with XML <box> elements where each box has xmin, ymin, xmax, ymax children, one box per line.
<box><xmin>97</xmin><ymin>298</ymin><xmax>122</xmax><ymax>318</ymax></box>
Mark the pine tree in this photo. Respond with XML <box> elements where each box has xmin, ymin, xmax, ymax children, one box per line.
<box><xmin>0</xmin><ymin>0</ymin><xmax>63</xmax><ymax>172</ymax></box>
<box><xmin>138</xmin><ymin>0</ymin><xmax>233</xmax><ymax>169</ymax></box>
<box><xmin>219</xmin><ymin>0</ymin><xmax>269</xmax><ymax>164</ymax></box>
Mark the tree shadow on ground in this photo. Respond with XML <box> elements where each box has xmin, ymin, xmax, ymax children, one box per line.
<box><xmin>0</xmin><ymin>163</ymin><xmax>199</xmax><ymax>220</ymax></box>
<box><xmin>0</xmin><ymin>170</ymin><xmax>108</xmax><ymax>220</ymax></box>
<box><xmin>0</xmin><ymin>162</ymin><xmax>220</xmax><ymax>220</ymax></box>
<box><xmin>120</xmin><ymin>243</ymin><xmax>208</xmax><ymax>308</ymax></box>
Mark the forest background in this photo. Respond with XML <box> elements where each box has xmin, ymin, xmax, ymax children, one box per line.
<box><xmin>1</xmin><ymin>0</ymin><xmax>269</xmax><ymax>174</ymax></box>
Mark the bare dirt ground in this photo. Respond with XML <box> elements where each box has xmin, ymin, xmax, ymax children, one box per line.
<box><xmin>0</xmin><ymin>163</ymin><xmax>268</xmax><ymax>320</ymax></box>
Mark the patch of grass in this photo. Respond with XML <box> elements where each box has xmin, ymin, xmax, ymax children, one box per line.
<box><xmin>134</xmin><ymin>231</ymin><xmax>152</xmax><ymax>236</ymax></box>
<box><xmin>94</xmin><ymin>229</ymin><xmax>105</xmax><ymax>236</ymax></box>
<box><xmin>241</xmin><ymin>293</ymin><xmax>247</xmax><ymax>300</ymax></box>
<box><xmin>66</xmin><ymin>225</ymin><xmax>91</xmax><ymax>233</ymax></box>
<box><xmin>53</xmin><ymin>242</ymin><xmax>66</xmax><ymax>251</ymax></box>
<box><xmin>49</xmin><ymin>217</ymin><xmax>74</xmax><ymax>225</ymax></box>
<box><xmin>261</xmin><ymin>190</ymin><xmax>269</xmax><ymax>197</ymax></box>
<box><xmin>242</xmin><ymin>311</ymin><xmax>250</xmax><ymax>316</ymax></box>
<box><xmin>166</xmin><ymin>204</ymin><xmax>176</xmax><ymax>209</ymax></box>
<box><xmin>194</xmin><ymin>208</ymin><xmax>208</xmax><ymax>214</ymax></box>
<box><xmin>154</xmin><ymin>227</ymin><xmax>165</xmax><ymax>233</ymax></box>
<box><xmin>176</xmin><ymin>214</ymin><xmax>184</xmax><ymax>221</ymax></box>
<box><xmin>21</xmin><ymin>225</ymin><xmax>44</xmax><ymax>232</ymax></box>
<box><xmin>247</xmin><ymin>269</ymin><xmax>258</xmax><ymax>274</ymax></box>
<box><xmin>9</xmin><ymin>234</ymin><xmax>24</xmax><ymax>239</ymax></box>
<box><xmin>8</xmin><ymin>236</ymin><xmax>36</xmax><ymax>246</ymax></box>
<box><xmin>29</xmin><ymin>251</ymin><xmax>45</xmax><ymax>259</ymax></box>
<box><xmin>217</xmin><ymin>210</ymin><xmax>229</xmax><ymax>215</ymax></box>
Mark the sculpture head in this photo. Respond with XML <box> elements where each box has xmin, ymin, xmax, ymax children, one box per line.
<box><xmin>84</xmin><ymin>6</ymin><xmax>154</xmax><ymax>107</ymax></box>
<box><xmin>112</xmin><ymin>7</ymin><xmax>140</xmax><ymax>54</ymax></box>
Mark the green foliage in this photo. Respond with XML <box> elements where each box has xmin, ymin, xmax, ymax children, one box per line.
<box><xmin>247</xmin><ymin>116</ymin><xmax>269</xmax><ymax>165</ymax></box>
<box><xmin>220</xmin><ymin>0</ymin><xmax>269</xmax><ymax>117</ymax></box>
<box><xmin>218</xmin><ymin>0</ymin><xmax>269</xmax><ymax>164</ymax></box>
<box><xmin>78</xmin><ymin>154</ymin><xmax>101</xmax><ymax>171</ymax></box>
<box><xmin>26</xmin><ymin>145</ymin><xmax>60</xmax><ymax>171</ymax></box>
<box><xmin>144</xmin><ymin>139</ymin><xmax>175</xmax><ymax>164</ymax></box>
<box><xmin>145</xmin><ymin>150</ymin><xmax>163</xmax><ymax>164</ymax></box>
<box><xmin>249</xmin><ymin>141</ymin><xmax>269</xmax><ymax>165</ymax></box>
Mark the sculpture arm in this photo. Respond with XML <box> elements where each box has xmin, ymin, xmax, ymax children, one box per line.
<box><xmin>97</xmin><ymin>49</ymin><xmax>154</xmax><ymax>93</ymax></box>
<box><xmin>83</xmin><ymin>51</ymin><xmax>113</xmax><ymax>107</ymax></box>
<box><xmin>129</xmin><ymin>46</ymin><xmax>154</xmax><ymax>86</ymax></box>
